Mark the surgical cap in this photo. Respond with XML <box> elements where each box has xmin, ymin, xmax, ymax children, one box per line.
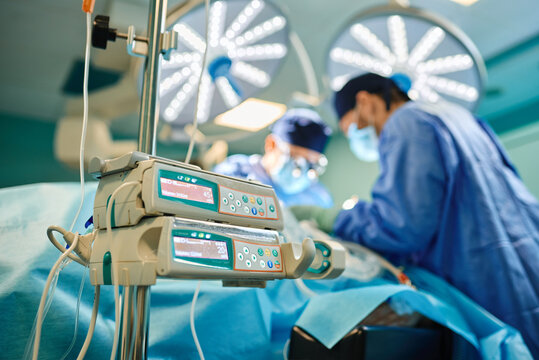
<box><xmin>271</xmin><ymin>108</ymin><xmax>332</xmax><ymax>153</ymax></box>
<box><xmin>333</xmin><ymin>73</ymin><xmax>411</xmax><ymax>120</ymax></box>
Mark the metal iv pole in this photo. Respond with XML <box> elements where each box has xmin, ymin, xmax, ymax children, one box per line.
<box><xmin>123</xmin><ymin>0</ymin><xmax>167</xmax><ymax>358</ymax></box>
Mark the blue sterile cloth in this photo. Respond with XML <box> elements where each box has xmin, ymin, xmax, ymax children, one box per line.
<box><xmin>0</xmin><ymin>183</ymin><xmax>532</xmax><ymax>359</ymax></box>
<box><xmin>296</xmin><ymin>279</ymin><xmax>532</xmax><ymax>359</ymax></box>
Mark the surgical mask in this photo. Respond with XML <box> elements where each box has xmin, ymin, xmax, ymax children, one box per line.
<box><xmin>347</xmin><ymin>123</ymin><xmax>379</xmax><ymax>162</ymax></box>
<box><xmin>270</xmin><ymin>156</ymin><xmax>314</xmax><ymax>194</ymax></box>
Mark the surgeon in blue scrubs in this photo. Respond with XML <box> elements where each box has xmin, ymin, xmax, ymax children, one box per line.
<box><xmin>294</xmin><ymin>73</ymin><xmax>539</xmax><ymax>357</ymax></box>
<box><xmin>214</xmin><ymin>108</ymin><xmax>333</xmax><ymax>208</ymax></box>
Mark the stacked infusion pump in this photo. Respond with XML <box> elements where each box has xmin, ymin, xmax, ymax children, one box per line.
<box><xmin>88</xmin><ymin>152</ymin><xmax>345</xmax><ymax>287</ymax></box>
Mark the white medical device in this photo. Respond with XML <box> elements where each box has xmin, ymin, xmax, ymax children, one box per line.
<box><xmin>89</xmin><ymin>151</ymin><xmax>283</xmax><ymax>231</ymax></box>
<box><xmin>37</xmin><ymin>0</ymin><xmax>345</xmax><ymax>358</ymax></box>
<box><xmin>87</xmin><ymin>151</ymin><xmax>344</xmax><ymax>287</ymax></box>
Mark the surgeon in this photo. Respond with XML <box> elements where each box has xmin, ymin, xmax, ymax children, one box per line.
<box><xmin>213</xmin><ymin>108</ymin><xmax>333</xmax><ymax>208</ymax></box>
<box><xmin>293</xmin><ymin>73</ymin><xmax>539</xmax><ymax>357</ymax></box>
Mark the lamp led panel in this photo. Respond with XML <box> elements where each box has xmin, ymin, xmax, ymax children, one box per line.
<box><xmin>160</xmin><ymin>0</ymin><xmax>289</xmax><ymax>128</ymax></box>
<box><xmin>327</xmin><ymin>6</ymin><xmax>486</xmax><ymax>111</ymax></box>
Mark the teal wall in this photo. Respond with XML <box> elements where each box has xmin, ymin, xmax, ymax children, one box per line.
<box><xmin>0</xmin><ymin>113</ymin><xmax>80</xmax><ymax>188</ymax></box>
<box><xmin>2</xmin><ymin>110</ymin><xmax>538</xmax><ymax>201</ymax></box>
<box><xmin>500</xmin><ymin>122</ymin><xmax>539</xmax><ymax>198</ymax></box>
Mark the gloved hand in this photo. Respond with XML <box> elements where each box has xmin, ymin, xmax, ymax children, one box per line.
<box><xmin>289</xmin><ymin>205</ymin><xmax>341</xmax><ymax>233</ymax></box>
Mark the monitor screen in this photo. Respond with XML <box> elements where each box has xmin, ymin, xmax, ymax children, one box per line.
<box><xmin>173</xmin><ymin>236</ymin><xmax>229</xmax><ymax>260</ymax></box>
<box><xmin>160</xmin><ymin>177</ymin><xmax>214</xmax><ymax>204</ymax></box>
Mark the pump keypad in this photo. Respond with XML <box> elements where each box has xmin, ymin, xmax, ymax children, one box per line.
<box><xmin>219</xmin><ymin>185</ymin><xmax>278</xmax><ymax>220</ymax></box>
<box><xmin>234</xmin><ymin>240</ymin><xmax>282</xmax><ymax>272</ymax></box>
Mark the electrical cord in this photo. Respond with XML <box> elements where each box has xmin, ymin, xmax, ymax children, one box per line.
<box><xmin>27</xmin><ymin>10</ymin><xmax>93</xmax><ymax>360</ymax></box>
<box><xmin>22</xmin><ymin>265</ymin><xmax>62</xmax><ymax>360</ymax></box>
<box><xmin>32</xmin><ymin>234</ymin><xmax>81</xmax><ymax>360</ymax></box>
<box><xmin>76</xmin><ymin>285</ymin><xmax>100</xmax><ymax>360</ymax></box>
<box><xmin>120</xmin><ymin>286</ymin><xmax>131</xmax><ymax>357</ymax></box>
<box><xmin>47</xmin><ymin>226</ymin><xmax>87</xmax><ymax>266</ymax></box>
<box><xmin>190</xmin><ymin>281</ymin><xmax>205</xmax><ymax>360</ymax></box>
<box><xmin>186</xmin><ymin>1</ymin><xmax>210</xmax><ymax>359</ymax></box>
<box><xmin>282</xmin><ymin>338</ymin><xmax>290</xmax><ymax>360</ymax></box>
<box><xmin>60</xmin><ymin>273</ymin><xmax>87</xmax><ymax>360</ymax></box>
<box><xmin>185</xmin><ymin>0</ymin><xmax>210</xmax><ymax>165</ymax></box>
<box><xmin>105</xmin><ymin>181</ymin><xmax>140</xmax><ymax>360</ymax></box>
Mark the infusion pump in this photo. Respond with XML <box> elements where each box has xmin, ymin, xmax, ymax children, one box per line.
<box><xmin>87</xmin><ymin>152</ymin><xmax>345</xmax><ymax>286</ymax></box>
<box><xmin>90</xmin><ymin>152</ymin><xmax>283</xmax><ymax>231</ymax></box>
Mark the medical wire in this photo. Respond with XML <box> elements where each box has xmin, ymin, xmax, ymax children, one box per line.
<box><xmin>184</xmin><ymin>0</ymin><xmax>210</xmax><ymax>165</ymax></box>
<box><xmin>105</xmin><ymin>181</ymin><xmax>140</xmax><ymax>360</ymax></box>
<box><xmin>190</xmin><ymin>280</ymin><xmax>205</xmax><ymax>360</ymax></box>
<box><xmin>294</xmin><ymin>278</ymin><xmax>317</xmax><ymax>298</ymax></box>
<box><xmin>76</xmin><ymin>285</ymin><xmax>100</xmax><ymax>360</ymax></box>
<box><xmin>32</xmin><ymin>233</ymin><xmax>81</xmax><ymax>360</ymax></box>
<box><xmin>185</xmin><ymin>1</ymin><xmax>209</xmax><ymax>358</ymax></box>
<box><xmin>26</xmin><ymin>11</ymin><xmax>93</xmax><ymax>358</ymax></box>
<box><xmin>128</xmin><ymin>288</ymin><xmax>138</xmax><ymax>360</ymax></box>
<box><xmin>282</xmin><ymin>338</ymin><xmax>290</xmax><ymax>360</ymax></box>
<box><xmin>60</xmin><ymin>273</ymin><xmax>87</xmax><ymax>360</ymax></box>
<box><xmin>120</xmin><ymin>286</ymin><xmax>131</xmax><ymax>356</ymax></box>
<box><xmin>22</xmin><ymin>266</ymin><xmax>61</xmax><ymax>359</ymax></box>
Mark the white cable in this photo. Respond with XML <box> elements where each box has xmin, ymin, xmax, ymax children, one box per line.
<box><xmin>32</xmin><ymin>234</ymin><xmax>80</xmax><ymax>360</ymax></box>
<box><xmin>69</xmin><ymin>11</ymin><xmax>91</xmax><ymax>233</ymax></box>
<box><xmin>106</xmin><ymin>181</ymin><xmax>140</xmax><ymax>360</ymax></box>
<box><xmin>120</xmin><ymin>286</ymin><xmax>131</xmax><ymax>356</ymax></box>
<box><xmin>27</xmin><ymin>12</ymin><xmax>93</xmax><ymax>359</ymax></box>
<box><xmin>294</xmin><ymin>278</ymin><xmax>317</xmax><ymax>298</ymax></box>
<box><xmin>282</xmin><ymin>338</ymin><xmax>290</xmax><ymax>360</ymax></box>
<box><xmin>190</xmin><ymin>281</ymin><xmax>205</xmax><ymax>360</ymax></box>
<box><xmin>184</xmin><ymin>0</ymin><xmax>210</xmax><ymax>164</ymax></box>
<box><xmin>76</xmin><ymin>285</ymin><xmax>100</xmax><ymax>360</ymax></box>
<box><xmin>23</xmin><ymin>266</ymin><xmax>61</xmax><ymax>360</ymax></box>
<box><xmin>128</xmin><ymin>288</ymin><xmax>138</xmax><ymax>360</ymax></box>
<box><xmin>47</xmin><ymin>226</ymin><xmax>87</xmax><ymax>266</ymax></box>
<box><xmin>60</xmin><ymin>273</ymin><xmax>87</xmax><ymax>360</ymax></box>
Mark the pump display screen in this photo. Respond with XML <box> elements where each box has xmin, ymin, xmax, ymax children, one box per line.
<box><xmin>173</xmin><ymin>236</ymin><xmax>229</xmax><ymax>260</ymax></box>
<box><xmin>160</xmin><ymin>177</ymin><xmax>214</xmax><ymax>204</ymax></box>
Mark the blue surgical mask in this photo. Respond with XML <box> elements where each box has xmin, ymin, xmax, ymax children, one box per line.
<box><xmin>347</xmin><ymin>123</ymin><xmax>379</xmax><ymax>162</ymax></box>
<box><xmin>270</xmin><ymin>156</ymin><xmax>315</xmax><ymax>194</ymax></box>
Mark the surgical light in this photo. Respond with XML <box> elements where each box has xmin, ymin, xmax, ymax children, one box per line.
<box><xmin>327</xmin><ymin>5</ymin><xmax>486</xmax><ymax>111</ymax></box>
<box><xmin>160</xmin><ymin>0</ymin><xmax>289</xmax><ymax>128</ymax></box>
<box><xmin>449</xmin><ymin>0</ymin><xmax>480</xmax><ymax>6</ymax></box>
<box><xmin>214</xmin><ymin>97</ymin><xmax>286</xmax><ymax>132</ymax></box>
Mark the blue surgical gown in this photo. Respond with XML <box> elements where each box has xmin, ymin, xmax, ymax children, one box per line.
<box><xmin>333</xmin><ymin>102</ymin><xmax>539</xmax><ymax>357</ymax></box>
<box><xmin>213</xmin><ymin>154</ymin><xmax>334</xmax><ymax>208</ymax></box>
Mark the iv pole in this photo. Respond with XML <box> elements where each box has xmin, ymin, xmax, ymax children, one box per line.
<box><xmin>122</xmin><ymin>0</ymin><xmax>167</xmax><ymax>358</ymax></box>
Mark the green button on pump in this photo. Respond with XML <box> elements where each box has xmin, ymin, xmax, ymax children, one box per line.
<box><xmin>258</xmin><ymin>248</ymin><xmax>264</xmax><ymax>256</ymax></box>
<box><xmin>257</xmin><ymin>197</ymin><xmax>263</xmax><ymax>205</ymax></box>
<box><xmin>272</xmin><ymin>249</ymin><xmax>278</xmax><ymax>257</ymax></box>
<box><xmin>269</xmin><ymin>204</ymin><xmax>275</xmax><ymax>212</ymax></box>
<box><xmin>242</xmin><ymin>195</ymin><xmax>248</xmax><ymax>203</ymax></box>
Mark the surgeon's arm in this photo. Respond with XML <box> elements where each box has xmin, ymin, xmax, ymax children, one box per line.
<box><xmin>333</xmin><ymin>116</ymin><xmax>446</xmax><ymax>256</ymax></box>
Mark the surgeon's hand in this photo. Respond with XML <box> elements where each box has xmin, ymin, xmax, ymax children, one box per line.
<box><xmin>289</xmin><ymin>205</ymin><xmax>341</xmax><ymax>233</ymax></box>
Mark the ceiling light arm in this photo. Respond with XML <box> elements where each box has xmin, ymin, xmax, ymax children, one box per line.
<box><xmin>289</xmin><ymin>31</ymin><xmax>320</xmax><ymax>98</ymax></box>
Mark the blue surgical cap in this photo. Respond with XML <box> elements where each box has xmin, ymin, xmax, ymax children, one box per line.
<box><xmin>333</xmin><ymin>73</ymin><xmax>411</xmax><ymax>120</ymax></box>
<box><xmin>271</xmin><ymin>108</ymin><xmax>332</xmax><ymax>153</ymax></box>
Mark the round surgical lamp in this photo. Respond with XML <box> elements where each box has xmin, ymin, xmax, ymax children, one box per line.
<box><xmin>326</xmin><ymin>5</ymin><xmax>487</xmax><ymax>111</ymax></box>
<box><xmin>160</xmin><ymin>0</ymin><xmax>290</xmax><ymax>131</ymax></box>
